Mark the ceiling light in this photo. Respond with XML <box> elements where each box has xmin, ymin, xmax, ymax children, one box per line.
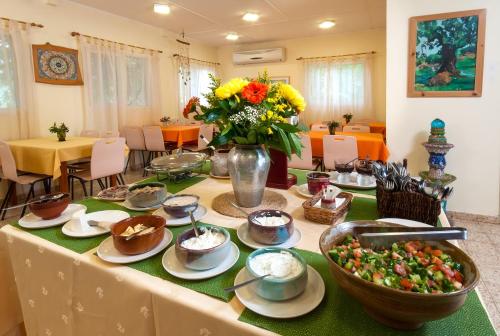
<box><xmin>226</xmin><ymin>33</ymin><xmax>239</xmax><ymax>41</ymax></box>
<box><xmin>242</xmin><ymin>12</ymin><xmax>260</xmax><ymax>22</ymax></box>
<box><xmin>319</xmin><ymin>20</ymin><xmax>336</xmax><ymax>29</ymax></box>
<box><xmin>153</xmin><ymin>3</ymin><xmax>170</xmax><ymax>15</ymax></box>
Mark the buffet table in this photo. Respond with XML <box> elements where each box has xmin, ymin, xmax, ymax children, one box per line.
<box><xmin>0</xmin><ymin>169</ymin><xmax>495</xmax><ymax>336</ymax></box>
<box><xmin>161</xmin><ymin>125</ymin><xmax>200</xmax><ymax>147</ymax></box>
<box><xmin>309</xmin><ymin>131</ymin><xmax>389</xmax><ymax>161</ymax></box>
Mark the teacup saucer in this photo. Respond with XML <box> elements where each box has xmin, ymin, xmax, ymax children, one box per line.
<box><xmin>294</xmin><ymin>183</ymin><xmax>313</xmax><ymax>198</ymax></box>
<box><xmin>161</xmin><ymin>242</ymin><xmax>239</xmax><ymax>280</ymax></box>
<box><xmin>62</xmin><ymin>210</ymin><xmax>130</xmax><ymax>238</ymax></box>
<box><xmin>237</xmin><ymin>222</ymin><xmax>302</xmax><ymax>249</ymax></box>
<box><xmin>234</xmin><ymin>265</ymin><xmax>325</xmax><ymax>319</ymax></box>
<box><xmin>96</xmin><ymin>229</ymin><xmax>173</xmax><ymax>264</ymax></box>
<box><xmin>152</xmin><ymin>205</ymin><xmax>207</xmax><ymax>226</ymax></box>
<box><xmin>18</xmin><ymin>204</ymin><xmax>87</xmax><ymax>229</ymax></box>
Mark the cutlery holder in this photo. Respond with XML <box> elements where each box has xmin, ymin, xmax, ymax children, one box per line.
<box><xmin>376</xmin><ymin>183</ymin><xmax>441</xmax><ymax>226</ymax></box>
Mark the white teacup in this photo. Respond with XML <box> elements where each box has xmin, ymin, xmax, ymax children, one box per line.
<box><xmin>337</xmin><ymin>173</ymin><xmax>351</xmax><ymax>184</ymax></box>
<box><xmin>357</xmin><ymin>174</ymin><xmax>373</xmax><ymax>186</ymax></box>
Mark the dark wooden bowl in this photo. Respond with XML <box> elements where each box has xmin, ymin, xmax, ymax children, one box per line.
<box><xmin>111</xmin><ymin>215</ymin><xmax>165</xmax><ymax>255</ymax></box>
<box><xmin>319</xmin><ymin>221</ymin><xmax>480</xmax><ymax>330</ymax></box>
<box><xmin>248</xmin><ymin>210</ymin><xmax>294</xmax><ymax>245</ymax></box>
<box><xmin>29</xmin><ymin>193</ymin><xmax>70</xmax><ymax>219</ymax></box>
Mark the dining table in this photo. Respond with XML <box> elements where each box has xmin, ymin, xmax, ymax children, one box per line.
<box><xmin>309</xmin><ymin>131</ymin><xmax>390</xmax><ymax>161</ymax></box>
<box><xmin>0</xmin><ymin>167</ymin><xmax>495</xmax><ymax>336</ymax></box>
<box><xmin>161</xmin><ymin>125</ymin><xmax>201</xmax><ymax>148</ymax></box>
<box><xmin>369</xmin><ymin>122</ymin><xmax>386</xmax><ymax>136</ymax></box>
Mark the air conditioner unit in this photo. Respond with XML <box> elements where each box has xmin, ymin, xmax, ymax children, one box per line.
<box><xmin>232</xmin><ymin>48</ymin><xmax>285</xmax><ymax>65</ymax></box>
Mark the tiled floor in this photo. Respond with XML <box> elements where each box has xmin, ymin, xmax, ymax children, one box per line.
<box><xmin>1</xmin><ymin>168</ymin><xmax>499</xmax><ymax>333</ymax></box>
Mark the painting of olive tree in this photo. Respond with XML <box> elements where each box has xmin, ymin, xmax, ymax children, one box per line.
<box><xmin>408</xmin><ymin>10</ymin><xmax>485</xmax><ymax>97</ymax></box>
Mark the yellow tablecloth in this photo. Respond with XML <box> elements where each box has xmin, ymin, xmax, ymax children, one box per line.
<box><xmin>7</xmin><ymin>137</ymin><xmax>101</xmax><ymax>179</ymax></box>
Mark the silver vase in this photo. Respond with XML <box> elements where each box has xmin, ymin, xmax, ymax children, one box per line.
<box><xmin>227</xmin><ymin>145</ymin><xmax>270</xmax><ymax>207</ymax></box>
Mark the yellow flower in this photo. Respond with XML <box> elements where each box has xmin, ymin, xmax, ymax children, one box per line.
<box><xmin>267</xmin><ymin>127</ymin><xmax>273</xmax><ymax>134</ymax></box>
<box><xmin>215</xmin><ymin>78</ymin><xmax>249</xmax><ymax>99</ymax></box>
<box><xmin>260</xmin><ymin>115</ymin><xmax>266</xmax><ymax>121</ymax></box>
<box><xmin>279</xmin><ymin>84</ymin><xmax>306</xmax><ymax>112</ymax></box>
<box><xmin>267</xmin><ymin>110</ymin><xmax>273</xmax><ymax>118</ymax></box>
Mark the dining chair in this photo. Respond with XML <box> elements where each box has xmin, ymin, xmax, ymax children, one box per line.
<box><xmin>80</xmin><ymin>129</ymin><xmax>99</xmax><ymax>137</ymax></box>
<box><xmin>123</xmin><ymin>126</ymin><xmax>147</xmax><ymax>174</ymax></box>
<box><xmin>288</xmin><ymin>134</ymin><xmax>316</xmax><ymax>170</ymax></box>
<box><xmin>142</xmin><ymin>125</ymin><xmax>170</xmax><ymax>176</ymax></box>
<box><xmin>68</xmin><ymin>138</ymin><xmax>126</xmax><ymax>198</ymax></box>
<box><xmin>343</xmin><ymin>125</ymin><xmax>370</xmax><ymax>133</ymax></box>
<box><xmin>0</xmin><ymin>141</ymin><xmax>52</xmax><ymax>219</ymax></box>
<box><xmin>310</xmin><ymin>123</ymin><xmax>328</xmax><ymax>131</ymax></box>
<box><xmin>101</xmin><ymin>130</ymin><xmax>120</xmax><ymax>138</ymax></box>
<box><xmin>323</xmin><ymin>135</ymin><xmax>358</xmax><ymax>171</ymax></box>
<box><xmin>183</xmin><ymin>124</ymin><xmax>214</xmax><ymax>152</ymax></box>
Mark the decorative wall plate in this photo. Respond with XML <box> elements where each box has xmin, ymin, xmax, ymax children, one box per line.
<box><xmin>32</xmin><ymin>43</ymin><xmax>83</xmax><ymax>85</ymax></box>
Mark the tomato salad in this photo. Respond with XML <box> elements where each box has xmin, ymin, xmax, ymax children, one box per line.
<box><xmin>329</xmin><ymin>235</ymin><xmax>465</xmax><ymax>293</ymax></box>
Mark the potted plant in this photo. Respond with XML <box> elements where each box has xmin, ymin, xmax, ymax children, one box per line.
<box><xmin>160</xmin><ymin>116</ymin><xmax>171</xmax><ymax>127</ymax></box>
<box><xmin>327</xmin><ymin>121</ymin><xmax>340</xmax><ymax>135</ymax></box>
<box><xmin>49</xmin><ymin>122</ymin><xmax>69</xmax><ymax>141</ymax></box>
<box><xmin>343</xmin><ymin>113</ymin><xmax>353</xmax><ymax>125</ymax></box>
<box><xmin>183</xmin><ymin>72</ymin><xmax>306</xmax><ymax>207</ymax></box>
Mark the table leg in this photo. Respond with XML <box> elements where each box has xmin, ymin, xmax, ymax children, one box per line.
<box><xmin>110</xmin><ymin>175</ymin><xmax>117</xmax><ymax>187</ymax></box>
<box><xmin>59</xmin><ymin>161</ymin><xmax>69</xmax><ymax>192</ymax></box>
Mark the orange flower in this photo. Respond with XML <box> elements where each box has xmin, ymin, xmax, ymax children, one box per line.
<box><xmin>241</xmin><ymin>82</ymin><xmax>268</xmax><ymax>104</ymax></box>
<box><xmin>183</xmin><ymin>97</ymin><xmax>200</xmax><ymax>118</ymax></box>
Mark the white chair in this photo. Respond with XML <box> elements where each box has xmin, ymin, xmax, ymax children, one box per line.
<box><xmin>101</xmin><ymin>130</ymin><xmax>120</xmax><ymax>138</ymax></box>
<box><xmin>288</xmin><ymin>134</ymin><xmax>315</xmax><ymax>170</ymax></box>
<box><xmin>323</xmin><ymin>135</ymin><xmax>358</xmax><ymax>170</ymax></box>
<box><xmin>123</xmin><ymin>126</ymin><xmax>147</xmax><ymax>173</ymax></box>
<box><xmin>80</xmin><ymin>129</ymin><xmax>99</xmax><ymax>137</ymax></box>
<box><xmin>142</xmin><ymin>126</ymin><xmax>169</xmax><ymax>175</ymax></box>
<box><xmin>343</xmin><ymin>125</ymin><xmax>370</xmax><ymax>133</ymax></box>
<box><xmin>310</xmin><ymin>123</ymin><xmax>328</xmax><ymax>131</ymax></box>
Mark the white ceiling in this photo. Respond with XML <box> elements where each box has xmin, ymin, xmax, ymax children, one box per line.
<box><xmin>69</xmin><ymin>0</ymin><xmax>386</xmax><ymax>46</ymax></box>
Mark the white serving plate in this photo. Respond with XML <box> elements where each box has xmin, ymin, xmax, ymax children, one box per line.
<box><xmin>18</xmin><ymin>204</ymin><xmax>87</xmax><ymax>229</ymax></box>
<box><xmin>62</xmin><ymin>210</ymin><xmax>130</xmax><ymax>238</ymax></box>
<box><xmin>161</xmin><ymin>242</ymin><xmax>239</xmax><ymax>280</ymax></box>
<box><xmin>152</xmin><ymin>205</ymin><xmax>207</xmax><ymax>226</ymax></box>
<box><xmin>96</xmin><ymin>229</ymin><xmax>173</xmax><ymax>264</ymax></box>
<box><xmin>294</xmin><ymin>183</ymin><xmax>314</xmax><ymax>198</ymax></box>
<box><xmin>236</xmin><ymin>222</ymin><xmax>302</xmax><ymax>250</ymax></box>
<box><xmin>95</xmin><ymin>185</ymin><xmax>130</xmax><ymax>202</ymax></box>
<box><xmin>330</xmin><ymin>175</ymin><xmax>376</xmax><ymax>190</ymax></box>
<box><xmin>234</xmin><ymin>265</ymin><xmax>325</xmax><ymax>319</ymax></box>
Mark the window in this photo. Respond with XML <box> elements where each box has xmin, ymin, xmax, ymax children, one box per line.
<box><xmin>179</xmin><ymin>62</ymin><xmax>217</xmax><ymax>115</ymax></box>
<box><xmin>0</xmin><ymin>34</ymin><xmax>18</xmax><ymax>109</ymax></box>
<box><xmin>126</xmin><ymin>56</ymin><xmax>148</xmax><ymax>107</ymax></box>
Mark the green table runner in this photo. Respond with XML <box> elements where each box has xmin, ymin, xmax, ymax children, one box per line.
<box><xmin>289</xmin><ymin>168</ymin><xmax>377</xmax><ymax>196</ymax></box>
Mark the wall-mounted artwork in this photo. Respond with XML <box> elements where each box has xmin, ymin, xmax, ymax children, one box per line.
<box><xmin>32</xmin><ymin>43</ymin><xmax>83</xmax><ymax>85</ymax></box>
<box><xmin>407</xmin><ymin>9</ymin><xmax>485</xmax><ymax>97</ymax></box>
<box><xmin>270</xmin><ymin>76</ymin><xmax>290</xmax><ymax>84</ymax></box>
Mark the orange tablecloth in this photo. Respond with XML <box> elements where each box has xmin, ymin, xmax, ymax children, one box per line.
<box><xmin>161</xmin><ymin>125</ymin><xmax>200</xmax><ymax>147</ymax></box>
<box><xmin>369</xmin><ymin>122</ymin><xmax>386</xmax><ymax>136</ymax></box>
<box><xmin>309</xmin><ymin>131</ymin><xmax>389</xmax><ymax>161</ymax></box>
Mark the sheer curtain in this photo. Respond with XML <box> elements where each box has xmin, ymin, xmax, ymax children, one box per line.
<box><xmin>79</xmin><ymin>37</ymin><xmax>160</xmax><ymax>133</ymax></box>
<box><xmin>0</xmin><ymin>21</ymin><xmax>37</xmax><ymax>140</ymax></box>
<box><xmin>303</xmin><ymin>54</ymin><xmax>373</xmax><ymax>126</ymax></box>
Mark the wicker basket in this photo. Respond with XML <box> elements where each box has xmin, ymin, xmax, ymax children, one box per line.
<box><xmin>303</xmin><ymin>192</ymin><xmax>353</xmax><ymax>225</ymax></box>
<box><xmin>376</xmin><ymin>183</ymin><xmax>441</xmax><ymax>226</ymax></box>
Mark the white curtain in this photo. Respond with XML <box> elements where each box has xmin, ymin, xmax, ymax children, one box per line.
<box><xmin>303</xmin><ymin>54</ymin><xmax>373</xmax><ymax>126</ymax></box>
<box><xmin>176</xmin><ymin>58</ymin><xmax>218</xmax><ymax>121</ymax></box>
<box><xmin>79</xmin><ymin>37</ymin><xmax>160</xmax><ymax>133</ymax></box>
<box><xmin>0</xmin><ymin>21</ymin><xmax>37</xmax><ymax>140</ymax></box>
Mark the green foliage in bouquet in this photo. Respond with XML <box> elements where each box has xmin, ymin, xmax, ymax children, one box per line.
<box><xmin>49</xmin><ymin>122</ymin><xmax>69</xmax><ymax>141</ymax></box>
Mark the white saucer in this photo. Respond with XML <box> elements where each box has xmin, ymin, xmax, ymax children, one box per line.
<box><xmin>294</xmin><ymin>183</ymin><xmax>313</xmax><ymax>198</ymax></box>
<box><xmin>161</xmin><ymin>242</ymin><xmax>239</xmax><ymax>280</ymax></box>
<box><xmin>209</xmin><ymin>173</ymin><xmax>230</xmax><ymax>179</ymax></box>
<box><xmin>18</xmin><ymin>204</ymin><xmax>87</xmax><ymax>229</ymax></box>
<box><xmin>152</xmin><ymin>205</ymin><xmax>207</xmax><ymax>226</ymax></box>
<box><xmin>237</xmin><ymin>222</ymin><xmax>302</xmax><ymax>249</ymax></box>
<box><xmin>96</xmin><ymin>229</ymin><xmax>173</xmax><ymax>264</ymax></box>
<box><xmin>377</xmin><ymin>218</ymin><xmax>432</xmax><ymax>228</ymax></box>
<box><xmin>330</xmin><ymin>176</ymin><xmax>376</xmax><ymax>190</ymax></box>
<box><xmin>62</xmin><ymin>210</ymin><xmax>130</xmax><ymax>238</ymax></box>
<box><xmin>234</xmin><ymin>265</ymin><xmax>325</xmax><ymax>319</ymax></box>
<box><xmin>120</xmin><ymin>194</ymin><xmax>170</xmax><ymax>212</ymax></box>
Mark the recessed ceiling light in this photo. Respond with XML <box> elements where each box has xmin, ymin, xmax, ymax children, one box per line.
<box><xmin>319</xmin><ymin>20</ymin><xmax>336</xmax><ymax>29</ymax></box>
<box><xmin>153</xmin><ymin>3</ymin><xmax>170</xmax><ymax>15</ymax></box>
<box><xmin>242</xmin><ymin>12</ymin><xmax>260</xmax><ymax>22</ymax></box>
<box><xmin>226</xmin><ymin>33</ymin><xmax>239</xmax><ymax>41</ymax></box>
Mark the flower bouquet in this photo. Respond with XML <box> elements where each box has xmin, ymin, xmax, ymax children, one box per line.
<box><xmin>49</xmin><ymin>122</ymin><xmax>69</xmax><ymax>141</ymax></box>
<box><xmin>183</xmin><ymin>73</ymin><xmax>306</xmax><ymax>206</ymax></box>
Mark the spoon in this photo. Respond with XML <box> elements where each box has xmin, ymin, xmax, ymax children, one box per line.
<box><xmin>227</xmin><ymin>199</ymin><xmax>249</xmax><ymax>217</ymax></box>
<box><xmin>188</xmin><ymin>210</ymin><xmax>200</xmax><ymax>237</ymax></box>
<box><xmin>4</xmin><ymin>193</ymin><xmax>66</xmax><ymax>210</ymax></box>
<box><xmin>223</xmin><ymin>274</ymin><xmax>270</xmax><ymax>293</ymax></box>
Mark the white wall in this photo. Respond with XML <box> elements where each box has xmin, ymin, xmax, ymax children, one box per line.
<box><xmin>217</xmin><ymin>29</ymin><xmax>387</xmax><ymax>122</ymax></box>
<box><xmin>387</xmin><ymin>0</ymin><xmax>500</xmax><ymax>216</ymax></box>
<box><xmin>0</xmin><ymin>0</ymin><xmax>218</xmax><ymax>137</ymax></box>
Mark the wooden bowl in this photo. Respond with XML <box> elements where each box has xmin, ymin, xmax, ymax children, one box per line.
<box><xmin>29</xmin><ymin>193</ymin><xmax>70</xmax><ymax>219</ymax></box>
<box><xmin>319</xmin><ymin>221</ymin><xmax>480</xmax><ymax>330</ymax></box>
<box><xmin>248</xmin><ymin>210</ymin><xmax>294</xmax><ymax>245</ymax></box>
<box><xmin>111</xmin><ymin>215</ymin><xmax>165</xmax><ymax>255</ymax></box>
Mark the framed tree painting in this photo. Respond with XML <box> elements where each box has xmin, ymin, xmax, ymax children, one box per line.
<box><xmin>32</xmin><ymin>43</ymin><xmax>83</xmax><ymax>85</ymax></box>
<box><xmin>407</xmin><ymin>9</ymin><xmax>486</xmax><ymax>97</ymax></box>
